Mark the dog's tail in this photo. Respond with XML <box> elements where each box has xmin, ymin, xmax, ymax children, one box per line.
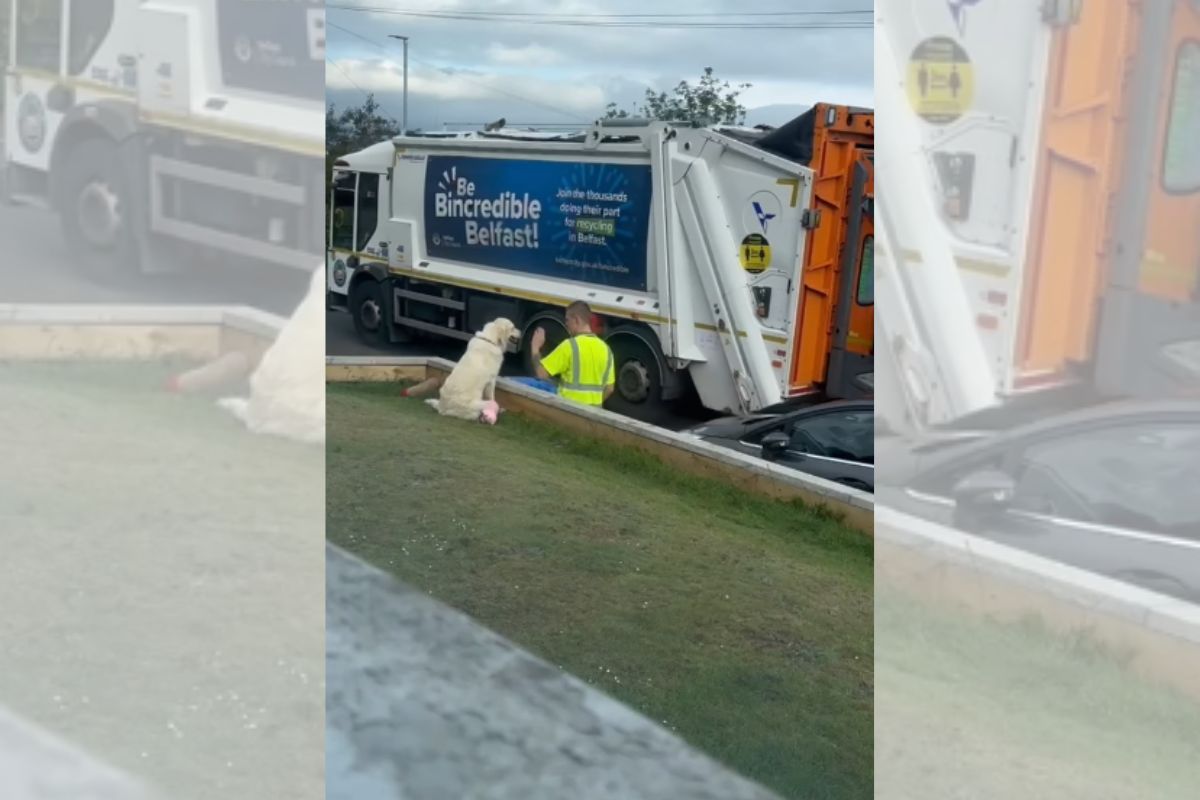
<box><xmin>403</xmin><ymin>376</ymin><xmax>443</xmax><ymax>398</ymax></box>
<box><xmin>423</xmin><ymin>398</ymin><xmax>440</xmax><ymax>412</ymax></box>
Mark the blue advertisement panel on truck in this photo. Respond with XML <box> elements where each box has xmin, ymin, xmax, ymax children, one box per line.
<box><xmin>423</xmin><ymin>156</ymin><xmax>653</xmax><ymax>292</ymax></box>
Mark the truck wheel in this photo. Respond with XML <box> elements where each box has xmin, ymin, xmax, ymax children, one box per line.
<box><xmin>607</xmin><ymin>333</ymin><xmax>665</xmax><ymax>421</ymax></box>
<box><xmin>58</xmin><ymin>138</ymin><xmax>139</xmax><ymax>283</ymax></box>
<box><xmin>350</xmin><ymin>279</ymin><xmax>391</xmax><ymax>348</ymax></box>
<box><xmin>522</xmin><ymin>312</ymin><xmax>568</xmax><ymax>374</ymax></box>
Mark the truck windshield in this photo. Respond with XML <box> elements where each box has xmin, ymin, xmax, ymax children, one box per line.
<box><xmin>216</xmin><ymin>0</ymin><xmax>326</xmax><ymax>103</ymax></box>
<box><xmin>330</xmin><ymin>173</ymin><xmax>356</xmax><ymax>251</ymax></box>
<box><xmin>356</xmin><ymin>173</ymin><xmax>380</xmax><ymax>251</ymax></box>
<box><xmin>1163</xmin><ymin>41</ymin><xmax>1200</xmax><ymax>194</ymax></box>
<box><xmin>14</xmin><ymin>0</ymin><xmax>62</xmax><ymax>72</ymax></box>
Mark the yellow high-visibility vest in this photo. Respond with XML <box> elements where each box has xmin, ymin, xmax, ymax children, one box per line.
<box><xmin>540</xmin><ymin>334</ymin><xmax>615</xmax><ymax>406</ymax></box>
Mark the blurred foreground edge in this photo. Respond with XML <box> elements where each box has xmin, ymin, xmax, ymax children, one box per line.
<box><xmin>325</xmin><ymin>544</ymin><xmax>782</xmax><ymax>800</ymax></box>
<box><xmin>0</xmin><ymin>705</ymin><xmax>150</xmax><ymax>800</ymax></box>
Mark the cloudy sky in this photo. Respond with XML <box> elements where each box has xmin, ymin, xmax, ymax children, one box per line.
<box><xmin>325</xmin><ymin>0</ymin><xmax>873</xmax><ymax>133</ymax></box>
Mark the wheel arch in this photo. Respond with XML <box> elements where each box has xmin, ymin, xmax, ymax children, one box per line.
<box><xmin>48</xmin><ymin>100</ymin><xmax>137</xmax><ymax>206</ymax></box>
<box><xmin>606</xmin><ymin>322</ymin><xmax>682</xmax><ymax>400</ymax></box>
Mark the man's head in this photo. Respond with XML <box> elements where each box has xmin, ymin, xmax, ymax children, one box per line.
<box><xmin>565</xmin><ymin>301</ymin><xmax>593</xmax><ymax>335</ymax></box>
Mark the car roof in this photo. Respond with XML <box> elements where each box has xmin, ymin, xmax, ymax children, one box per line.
<box><xmin>954</xmin><ymin>398</ymin><xmax>1200</xmax><ymax>436</ymax></box>
<box><xmin>778</xmin><ymin>399</ymin><xmax>873</xmax><ymax>419</ymax></box>
<box><xmin>906</xmin><ymin>398</ymin><xmax>1200</xmax><ymax>466</ymax></box>
<box><xmin>730</xmin><ymin>400</ymin><xmax>872</xmax><ymax>429</ymax></box>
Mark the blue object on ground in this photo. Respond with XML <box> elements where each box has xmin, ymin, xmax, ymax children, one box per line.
<box><xmin>510</xmin><ymin>377</ymin><xmax>557</xmax><ymax>394</ymax></box>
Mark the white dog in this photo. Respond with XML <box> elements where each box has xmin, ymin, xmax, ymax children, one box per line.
<box><xmin>216</xmin><ymin>265</ymin><xmax>326</xmax><ymax>444</ymax></box>
<box><xmin>426</xmin><ymin>317</ymin><xmax>520</xmax><ymax>421</ymax></box>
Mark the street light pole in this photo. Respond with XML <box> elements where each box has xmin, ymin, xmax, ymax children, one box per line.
<box><xmin>388</xmin><ymin>34</ymin><xmax>409</xmax><ymax>134</ymax></box>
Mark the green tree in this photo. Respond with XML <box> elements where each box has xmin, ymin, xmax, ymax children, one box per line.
<box><xmin>325</xmin><ymin>93</ymin><xmax>401</xmax><ymax>194</ymax></box>
<box><xmin>605</xmin><ymin>67</ymin><xmax>752</xmax><ymax>126</ymax></box>
<box><xmin>326</xmin><ymin>93</ymin><xmax>401</xmax><ymax>158</ymax></box>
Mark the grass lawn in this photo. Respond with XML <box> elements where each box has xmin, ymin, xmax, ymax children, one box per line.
<box><xmin>875</xmin><ymin>583</ymin><xmax>1200</xmax><ymax>799</ymax></box>
<box><xmin>0</xmin><ymin>361</ymin><xmax>325</xmax><ymax>800</ymax></box>
<box><xmin>327</xmin><ymin>382</ymin><xmax>874</xmax><ymax>800</ymax></box>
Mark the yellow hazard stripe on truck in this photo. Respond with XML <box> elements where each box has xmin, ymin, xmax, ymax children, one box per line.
<box><xmin>332</xmin><ymin>251</ymin><xmax>789</xmax><ymax>344</ymax></box>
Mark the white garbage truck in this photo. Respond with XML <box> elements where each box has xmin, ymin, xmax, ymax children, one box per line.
<box><xmin>3</xmin><ymin>0</ymin><xmax>326</xmax><ymax>281</ymax></box>
<box><xmin>327</xmin><ymin>105</ymin><xmax>875</xmax><ymax>419</ymax></box>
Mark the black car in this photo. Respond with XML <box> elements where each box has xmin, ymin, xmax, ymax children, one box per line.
<box><xmin>877</xmin><ymin>400</ymin><xmax>1200</xmax><ymax>603</ymax></box>
<box><xmin>682</xmin><ymin>400</ymin><xmax>874</xmax><ymax>492</ymax></box>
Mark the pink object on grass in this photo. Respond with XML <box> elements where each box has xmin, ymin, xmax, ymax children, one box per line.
<box><xmin>479</xmin><ymin>400</ymin><xmax>500</xmax><ymax>425</ymax></box>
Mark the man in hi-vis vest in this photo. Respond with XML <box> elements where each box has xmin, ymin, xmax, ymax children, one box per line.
<box><xmin>526</xmin><ymin>301</ymin><xmax>615</xmax><ymax>407</ymax></box>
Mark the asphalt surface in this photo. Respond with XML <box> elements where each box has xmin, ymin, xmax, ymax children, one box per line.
<box><xmin>0</xmin><ymin>201</ymin><xmax>313</xmax><ymax>315</ymax></box>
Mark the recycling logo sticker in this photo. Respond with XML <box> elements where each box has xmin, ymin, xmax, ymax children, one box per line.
<box><xmin>907</xmin><ymin>36</ymin><xmax>975</xmax><ymax>125</ymax></box>
<box><xmin>743</xmin><ymin>191</ymin><xmax>782</xmax><ymax>238</ymax></box>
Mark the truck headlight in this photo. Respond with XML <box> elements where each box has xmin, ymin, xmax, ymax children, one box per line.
<box><xmin>17</xmin><ymin>93</ymin><xmax>47</xmax><ymax>154</ymax></box>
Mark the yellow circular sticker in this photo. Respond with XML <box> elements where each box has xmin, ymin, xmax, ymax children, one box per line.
<box><xmin>907</xmin><ymin>36</ymin><xmax>974</xmax><ymax>125</ymax></box>
<box><xmin>739</xmin><ymin>234</ymin><xmax>771</xmax><ymax>273</ymax></box>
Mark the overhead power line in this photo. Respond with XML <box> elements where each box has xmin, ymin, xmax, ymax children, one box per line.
<box><xmin>328</xmin><ymin>5</ymin><xmax>871</xmax><ymax>17</ymax></box>
<box><xmin>325</xmin><ymin>57</ymin><xmax>403</xmax><ymax>123</ymax></box>
<box><xmin>326</xmin><ymin>4</ymin><xmax>872</xmax><ymax>29</ymax></box>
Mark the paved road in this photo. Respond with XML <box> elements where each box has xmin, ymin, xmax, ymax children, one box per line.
<box><xmin>0</xmin><ymin>202</ymin><xmax>312</xmax><ymax>316</ymax></box>
<box><xmin>326</xmin><ymin>305</ymin><xmax>463</xmax><ymax>360</ymax></box>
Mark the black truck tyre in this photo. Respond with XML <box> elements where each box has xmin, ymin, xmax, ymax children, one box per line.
<box><xmin>58</xmin><ymin>138</ymin><xmax>140</xmax><ymax>284</ymax></box>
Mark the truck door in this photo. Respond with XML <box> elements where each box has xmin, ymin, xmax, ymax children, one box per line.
<box><xmin>5</xmin><ymin>0</ymin><xmax>67</xmax><ymax>174</ymax></box>
<box><xmin>1093</xmin><ymin>0</ymin><xmax>1200</xmax><ymax>395</ymax></box>
<box><xmin>1141</xmin><ymin>4</ymin><xmax>1200</xmax><ymax>304</ymax></box>
<box><xmin>786</xmin><ymin>106</ymin><xmax>873</xmax><ymax>397</ymax></box>
<box><xmin>826</xmin><ymin>154</ymin><xmax>874</xmax><ymax>399</ymax></box>
<box><xmin>1017</xmin><ymin>0</ymin><xmax>1137</xmax><ymax>383</ymax></box>
<box><xmin>327</xmin><ymin>170</ymin><xmax>358</xmax><ymax>291</ymax></box>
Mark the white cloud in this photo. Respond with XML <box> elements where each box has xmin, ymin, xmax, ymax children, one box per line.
<box><xmin>484</xmin><ymin>42</ymin><xmax>565</xmax><ymax>67</ymax></box>
<box><xmin>326</xmin><ymin>0</ymin><xmax>872</xmax><ymax>126</ymax></box>
<box><xmin>327</xmin><ymin>59</ymin><xmax>604</xmax><ymax>115</ymax></box>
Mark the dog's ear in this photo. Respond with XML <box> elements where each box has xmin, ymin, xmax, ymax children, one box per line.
<box><xmin>487</xmin><ymin>319</ymin><xmax>508</xmax><ymax>346</ymax></box>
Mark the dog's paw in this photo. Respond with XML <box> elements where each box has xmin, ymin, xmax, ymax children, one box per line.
<box><xmin>217</xmin><ymin>396</ymin><xmax>250</xmax><ymax>425</ymax></box>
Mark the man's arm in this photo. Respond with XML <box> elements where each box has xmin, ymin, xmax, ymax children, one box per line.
<box><xmin>538</xmin><ymin>341</ymin><xmax>571</xmax><ymax>382</ymax></box>
<box><xmin>529</xmin><ymin>326</ymin><xmax>558</xmax><ymax>381</ymax></box>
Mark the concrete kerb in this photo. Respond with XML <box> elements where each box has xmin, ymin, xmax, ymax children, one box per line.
<box><xmin>327</xmin><ymin>543</ymin><xmax>783</xmax><ymax>800</ymax></box>
<box><xmin>0</xmin><ymin>303</ymin><xmax>285</xmax><ymax>361</ymax></box>
<box><xmin>0</xmin><ymin>705</ymin><xmax>150</xmax><ymax>800</ymax></box>
<box><xmin>325</xmin><ymin>355</ymin><xmax>874</xmax><ymax>534</ymax></box>
<box><xmin>876</xmin><ymin>504</ymin><xmax>1200</xmax><ymax>701</ymax></box>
